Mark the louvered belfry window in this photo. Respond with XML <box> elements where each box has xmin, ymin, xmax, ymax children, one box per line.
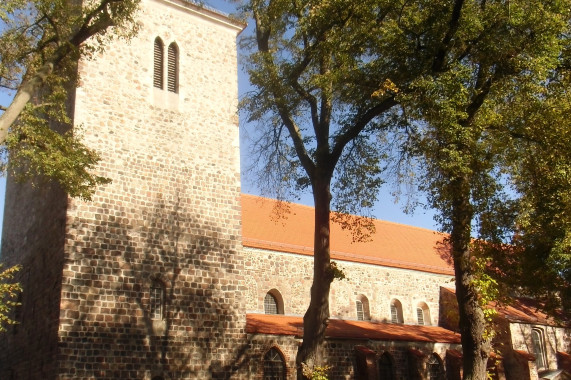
<box><xmin>154</xmin><ymin>38</ymin><xmax>164</xmax><ymax>89</ymax></box>
<box><xmin>167</xmin><ymin>43</ymin><xmax>179</xmax><ymax>93</ymax></box>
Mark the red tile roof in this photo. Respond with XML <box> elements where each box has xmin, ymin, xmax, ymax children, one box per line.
<box><xmin>557</xmin><ymin>352</ymin><xmax>571</xmax><ymax>373</ymax></box>
<box><xmin>246</xmin><ymin>314</ymin><xmax>461</xmax><ymax>344</ymax></box>
<box><xmin>441</xmin><ymin>287</ymin><xmax>567</xmax><ymax>327</ymax></box>
<box><xmin>495</xmin><ymin>298</ymin><xmax>555</xmax><ymax>325</ymax></box>
<box><xmin>241</xmin><ymin>194</ymin><xmax>454</xmax><ymax>275</ymax></box>
<box><xmin>514</xmin><ymin>350</ymin><xmax>536</xmax><ymax>361</ymax></box>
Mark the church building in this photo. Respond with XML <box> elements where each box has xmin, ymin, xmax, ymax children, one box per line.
<box><xmin>0</xmin><ymin>0</ymin><xmax>568</xmax><ymax>379</ymax></box>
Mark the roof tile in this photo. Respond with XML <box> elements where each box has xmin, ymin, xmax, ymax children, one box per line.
<box><xmin>246</xmin><ymin>314</ymin><xmax>461</xmax><ymax>344</ymax></box>
<box><xmin>241</xmin><ymin>194</ymin><xmax>454</xmax><ymax>275</ymax></box>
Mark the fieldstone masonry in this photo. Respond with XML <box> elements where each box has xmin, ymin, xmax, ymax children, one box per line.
<box><xmin>1</xmin><ymin>0</ymin><xmax>569</xmax><ymax>379</ymax></box>
<box><xmin>0</xmin><ymin>0</ymin><xmax>246</xmax><ymax>379</ymax></box>
<box><xmin>244</xmin><ymin>248</ymin><xmax>453</xmax><ymax>325</ymax></box>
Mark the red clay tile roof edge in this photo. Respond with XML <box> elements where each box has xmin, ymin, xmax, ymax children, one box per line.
<box><xmin>242</xmin><ymin>239</ymin><xmax>455</xmax><ymax>275</ymax></box>
<box><xmin>246</xmin><ymin>314</ymin><xmax>461</xmax><ymax>344</ymax></box>
<box><xmin>514</xmin><ymin>350</ymin><xmax>536</xmax><ymax>361</ymax></box>
<box><xmin>241</xmin><ymin>194</ymin><xmax>455</xmax><ymax>276</ymax></box>
<box><xmin>441</xmin><ymin>287</ymin><xmax>568</xmax><ymax>327</ymax></box>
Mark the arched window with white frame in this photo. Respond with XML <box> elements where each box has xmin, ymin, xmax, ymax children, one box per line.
<box><xmin>356</xmin><ymin>294</ymin><xmax>370</xmax><ymax>321</ymax></box>
<box><xmin>531</xmin><ymin>328</ymin><xmax>547</xmax><ymax>370</ymax></box>
<box><xmin>390</xmin><ymin>299</ymin><xmax>403</xmax><ymax>324</ymax></box>
<box><xmin>416</xmin><ymin>302</ymin><xmax>431</xmax><ymax>326</ymax></box>
<box><xmin>264</xmin><ymin>289</ymin><xmax>284</xmax><ymax>315</ymax></box>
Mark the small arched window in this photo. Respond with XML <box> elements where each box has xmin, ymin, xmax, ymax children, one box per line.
<box><xmin>378</xmin><ymin>352</ymin><xmax>394</xmax><ymax>380</ymax></box>
<box><xmin>150</xmin><ymin>279</ymin><xmax>164</xmax><ymax>320</ymax></box>
<box><xmin>356</xmin><ymin>295</ymin><xmax>370</xmax><ymax>321</ymax></box>
<box><xmin>167</xmin><ymin>42</ymin><xmax>179</xmax><ymax>93</ymax></box>
<box><xmin>390</xmin><ymin>299</ymin><xmax>403</xmax><ymax>324</ymax></box>
<box><xmin>356</xmin><ymin>300</ymin><xmax>364</xmax><ymax>321</ymax></box>
<box><xmin>531</xmin><ymin>328</ymin><xmax>547</xmax><ymax>370</ymax></box>
<box><xmin>153</xmin><ymin>37</ymin><xmax>164</xmax><ymax>89</ymax></box>
<box><xmin>416</xmin><ymin>302</ymin><xmax>431</xmax><ymax>326</ymax></box>
<box><xmin>264</xmin><ymin>293</ymin><xmax>278</xmax><ymax>314</ymax></box>
<box><xmin>264</xmin><ymin>290</ymin><xmax>284</xmax><ymax>315</ymax></box>
<box><xmin>427</xmin><ymin>354</ymin><xmax>444</xmax><ymax>380</ymax></box>
<box><xmin>263</xmin><ymin>347</ymin><xmax>286</xmax><ymax>380</ymax></box>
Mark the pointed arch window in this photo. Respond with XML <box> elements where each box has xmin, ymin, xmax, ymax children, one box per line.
<box><xmin>167</xmin><ymin>42</ymin><xmax>179</xmax><ymax>93</ymax></box>
<box><xmin>427</xmin><ymin>354</ymin><xmax>444</xmax><ymax>380</ymax></box>
<box><xmin>264</xmin><ymin>347</ymin><xmax>286</xmax><ymax>380</ymax></box>
<box><xmin>153</xmin><ymin>38</ymin><xmax>164</xmax><ymax>89</ymax></box>
<box><xmin>150</xmin><ymin>279</ymin><xmax>164</xmax><ymax>320</ymax></box>
<box><xmin>378</xmin><ymin>352</ymin><xmax>394</xmax><ymax>380</ymax></box>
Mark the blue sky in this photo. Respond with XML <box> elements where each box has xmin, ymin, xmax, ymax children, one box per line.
<box><xmin>0</xmin><ymin>1</ymin><xmax>439</xmax><ymax>243</ymax></box>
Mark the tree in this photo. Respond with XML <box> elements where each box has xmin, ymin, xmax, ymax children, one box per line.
<box><xmin>0</xmin><ymin>0</ymin><xmax>140</xmax><ymax>199</ymax></box>
<box><xmin>0</xmin><ymin>264</ymin><xmax>22</xmax><ymax>333</ymax></box>
<box><xmin>241</xmin><ymin>0</ymin><xmax>409</xmax><ymax>374</ymax></box>
<box><xmin>241</xmin><ymin>0</ymin><xmax>571</xmax><ymax>378</ymax></box>
<box><xmin>397</xmin><ymin>1</ymin><xmax>570</xmax><ymax>379</ymax></box>
<box><xmin>486</xmin><ymin>47</ymin><xmax>571</xmax><ymax>315</ymax></box>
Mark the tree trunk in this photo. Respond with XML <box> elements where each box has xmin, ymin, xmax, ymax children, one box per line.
<box><xmin>296</xmin><ymin>176</ymin><xmax>334</xmax><ymax>378</ymax></box>
<box><xmin>449</xmin><ymin>177</ymin><xmax>490</xmax><ymax>380</ymax></box>
<box><xmin>0</xmin><ymin>62</ymin><xmax>55</xmax><ymax>144</ymax></box>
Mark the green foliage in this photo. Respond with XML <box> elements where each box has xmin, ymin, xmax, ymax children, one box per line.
<box><xmin>329</xmin><ymin>261</ymin><xmax>346</xmax><ymax>281</ymax></box>
<box><xmin>488</xmin><ymin>57</ymin><xmax>571</xmax><ymax>313</ymax></box>
<box><xmin>241</xmin><ymin>0</ymin><xmax>571</xmax><ymax>372</ymax></box>
<box><xmin>302</xmin><ymin>362</ymin><xmax>331</xmax><ymax>380</ymax></box>
<box><xmin>395</xmin><ymin>0</ymin><xmax>570</xmax><ymax>227</ymax></box>
<box><xmin>240</xmin><ymin>0</ymin><xmax>411</xmax><ymax>216</ymax></box>
<box><xmin>472</xmin><ymin>256</ymin><xmax>499</xmax><ymax>339</ymax></box>
<box><xmin>0</xmin><ymin>264</ymin><xmax>22</xmax><ymax>333</ymax></box>
<box><xmin>0</xmin><ymin>0</ymin><xmax>140</xmax><ymax>199</ymax></box>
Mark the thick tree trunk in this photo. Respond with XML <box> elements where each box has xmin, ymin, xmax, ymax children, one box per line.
<box><xmin>296</xmin><ymin>176</ymin><xmax>334</xmax><ymax>378</ymax></box>
<box><xmin>449</xmin><ymin>177</ymin><xmax>490</xmax><ymax>380</ymax></box>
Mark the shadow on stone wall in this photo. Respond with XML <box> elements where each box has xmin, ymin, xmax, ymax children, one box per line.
<box><xmin>60</xmin><ymin>191</ymin><xmax>253</xmax><ymax>379</ymax></box>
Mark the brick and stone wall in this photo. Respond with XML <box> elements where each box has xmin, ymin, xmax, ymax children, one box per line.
<box><xmin>0</xmin><ymin>179</ymin><xmax>68</xmax><ymax>379</ymax></box>
<box><xmin>244</xmin><ymin>247</ymin><xmax>454</xmax><ymax>326</ymax></box>
<box><xmin>1</xmin><ymin>0</ymin><xmax>246</xmax><ymax>379</ymax></box>
<box><xmin>246</xmin><ymin>334</ymin><xmax>461</xmax><ymax>380</ymax></box>
<box><xmin>59</xmin><ymin>1</ymin><xmax>245</xmax><ymax>378</ymax></box>
<box><xmin>508</xmin><ymin>322</ymin><xmax>570</xmax><ymax>375</ymax></box>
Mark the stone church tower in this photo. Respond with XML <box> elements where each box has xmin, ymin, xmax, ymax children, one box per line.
<box><xmin>0</xmin><ymin>1</ymin><xmax>246</xmax><ymax>379</ymax></box>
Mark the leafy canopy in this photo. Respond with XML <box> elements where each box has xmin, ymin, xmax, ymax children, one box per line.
<box><xmin>0</xmin><ymin>264</ymin><xmax>22</xmax><ymax>333</ymax></box>
<box><xmin>0</xmin><ymin>0</ymin><xmax>140</xmax><ymax>199</ymax></box>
